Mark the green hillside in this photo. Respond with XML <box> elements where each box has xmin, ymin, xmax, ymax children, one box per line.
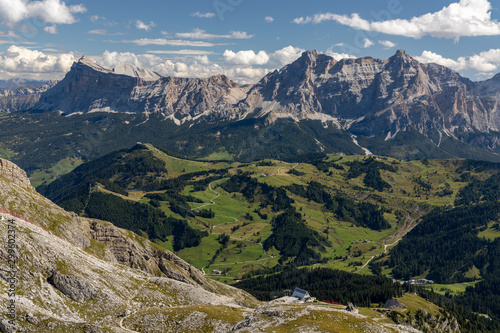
<box><xmin>36</xmin><ymin>144</ymin><xmax>500</xmax><ymax>331</ymax></box>
<box><xmin>37</xmin><ymin>145</ymin><xmax>496</xmax><ymax>278</ymax></box>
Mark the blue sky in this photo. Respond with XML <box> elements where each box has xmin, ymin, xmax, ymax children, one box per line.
<box><xmin>0</xmin><ymin>0</ymin><xmax>500</xmax><ymax>82</ymax></box>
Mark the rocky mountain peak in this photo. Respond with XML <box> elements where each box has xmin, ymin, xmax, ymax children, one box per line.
<box><xmin>113</xmin><ymin>62</ymin><xmax>162</xmax><ymax>81</ymax></box>
<box><xmin>387</xmin><ymin>49</ymin><xmax>419</xmax><ymax>66</ymax></box>
<box><xmin>0</xmin><ymin>158</ymin><xmax>30</xmax><ymax>187</ymax></box>
<box><xmin>294</xmin><ymin>50</ymin><xmax>335</xmax><ymax>70</ymax></box>
<box><xmin>76</xmin><ymin>55</ymin><xmax>111</xmax><ymax>73</ymax></box>
<box><xmin>394</xmin><ymin>49</ymin><xmax>407</xmax><ymax>57</ymax></box>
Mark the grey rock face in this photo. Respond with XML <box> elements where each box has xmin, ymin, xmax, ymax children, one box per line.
<box><xmin>241</xmin><ymin>50</ymin><xmax>497</xmax><ymax>135</ymax></box>
<box><xmin>36</xmin><ymin>56</ymin><xmax>245</xmax><ymax>119</ymax></box>
<box><xmin>33</xmin><ymin>51</ymin><xmax>500</xmax><ymax>139</ymax></box>
<box><xmin>47</xmin><ymin>271</ymin><xmax>98</xmax><ymax>302</ymax></box>
<box><xmin>0</xmin><ymin>158</ymin><xmax>30</xmax><ymax>187</ymax></box>
<box><xmin>383</xmin><ymin>298</ymin><xmax>407</xmax><ymax>310</ymax></box>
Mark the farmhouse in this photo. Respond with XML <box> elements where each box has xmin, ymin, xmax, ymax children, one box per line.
<box><xmin>291</xmin><ymin>287</ymin><xmax>310</xmax><ymax>301</ymax></box>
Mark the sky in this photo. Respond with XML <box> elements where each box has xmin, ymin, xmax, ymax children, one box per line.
<box><xmin>0</xmin><ymin>0</ymin><xmax>500</xmax><ymax>83</ymax></box>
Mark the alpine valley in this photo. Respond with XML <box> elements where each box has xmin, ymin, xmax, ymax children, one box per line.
<box><xmin>3</xmin><ymin>50</ymin><xmax>500</xmax><ymax>332</ymax></box>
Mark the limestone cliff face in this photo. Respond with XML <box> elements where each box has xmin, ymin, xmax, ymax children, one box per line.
<box><xmin>34</xmin><ymin>51</ymin><xmax>500</xmax><ymax>138</ymax></box>
<box><xmin>0</xmin><ymin>158</ymin><xmax>30</xmax><ymax>187</ymax></box>
<box><xmin>240</xmin><ymin>50</ymin><xmax>496</xmax><ymax>135</ymax></box>
<box><xmin>36</xmin><ymin>56</ymin><xmax>245</xmax><ymax>119</ymax></box>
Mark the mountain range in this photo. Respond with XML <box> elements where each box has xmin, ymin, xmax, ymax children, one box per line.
<box><xmin>3</xmin><ymin>50</ymin><xmax>500</xmax><ymax>169</ymax></box>
<box><xmin>0</xmin><ymin>79</ymin><xmax>57</xmax><ymax>113</ymax></box>
<box><xmin>32</xmin><ymin>50</ymin><xmax>500</xmax><ymax>134</ymax></box>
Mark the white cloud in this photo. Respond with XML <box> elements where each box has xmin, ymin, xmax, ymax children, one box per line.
<box><xmin>126</xmin><ymin>38</ymin><xmax>218</xmax><ymax>47</ymax></box>
<box><xmin>415</xmin><ymin>51</ymin><xmax>468</xmax><ymax>71</ymax></box>
<box><xmin>415</xmin><ymin>49</ymin><xmax>500</xmax><ymax>73</ymax></box>
<box><xmin>88</xmin><ymin>29</ymin><xmax>125</xmax><ymax>36</ymax></box>
<box><xmin>135</xmin><ymin>20</ymin><xmax>156</xmax><ymax>31</ymax></box>
<box><xmin>191</xmin><ymin>11</ymin><xmax>215</xmax><ymax>19</ymax></box>
<box><xmin>469</xmin><ymin>49</ymin><xmax>500</xmax><ymax>72</ymax></box>
<box><xmin>90</xmin><ymin>15</ymin><xmax>102</xmax><ymax>23</ymax></box>
<box><xmin>89</xmin><ymin>29</ymin><xmax>107</xmax><ymax>35</ymax></box>
<box><xmin>379</xmin><ymin>40</ymin><xmax>397</xmax><ymax>49</ymax></box>
<box><xmin>271</xmin><ymin>46</ymin><xmax>305</xmax><ymax>65</ymax></box>
<box><xmin>230</xmin><ymin>31</ymin><xmax>253</xmax><ymax>39</ymax></box>
<box><xmin>175</xmin><ymin>28</ymin><xmax>253</xmax><ymax>39</ymax></box>
<box><xmin>0</xmin><ymin>0</ymin><xmax>86</xmax><ymax>26</ymax></box>
<box><xmin>96</xmin><ymin>51</ymin><xmax>163</xmax><ymax>69</ymax></box>
<box><xmin>265</xmin><ymin>16</ymin><xmax>274</xmax><ymax>23</ymax></box>
<box><xmin>325</xmin><ymin>47</ymin><xmax>356</xmax><ymax>61</ymax></box>
<box><xmin>292</xmin><ymin>0</ymin><xmax>500</xmax><ymax>39</ymax></box>
<box><xmin>147</xmin><ymin>50</ymin><xmax>215</xmax><ymax>55</ymax></box>
<box><xmin>0</xmin><ymin>46</ymin><xmax>275</xmax><ymax>84</ymax></box>
<box><xmin>0</xmin><ymin>45</ymin><xmax>75</xmax><ymax>79</ymax></box>
<box><xmin>362</xmin><ymin>38</ymin><xmax>374</xmax><ymax>48</ymax></box>
<box><xmin>43</xmin><ymin>24</ymin><xmax>57</xmax><ymax>34</ymax></box>
<box><xmin>89</xmin><ymin>15</ymin><xmax>117</xmax><ymax>27</ymax></box>
<box><xmin>223</xmin><ymin>50</ymin><xmax>270</xmax><ymax>65</ymax></box>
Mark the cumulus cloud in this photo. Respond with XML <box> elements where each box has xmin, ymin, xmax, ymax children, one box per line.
<box><xmin>362</xmin><ymin>38</ymin><xmax>374</xmax><ymax>48</ymax></box>
<box><xmin>325</xmin><ymin>47</ymin><xmax>356</xmax><ymax>61</ymax></box>
<box><xmin>415</xmin><ymin>51</ymin><xmax>468</xmax><ymax>71</ymax></box>
<box><xmin>271</xmin><ymin>46</ymin><xmax>305</xmax><ymax>65</ymax></box>
<box><xmin>0</xmin><ymin>0</ymin><xmax>86</xmax><ymax>27</ymax></box>
<box><xmin>265</xmin><ymin>16</ymin><xmax>274</xmax><ymax>23</ymax></box>
<box><xmin>175</xmin><ymin>28</ymin><xmax>254</xmax><ymax>39</ymax></box>
<box><xmin>468</xmin><ymin>49</ymin><xmax>500</xmax><ymax>72</ymax></box>
<box><xmin>292</xmin><ymin>0</ymin><xmax>500</xmax><ymax>39</ymax></box>
<box><xmin>146</xmin><ymin>50</ymin><xmax>215</xmax><ymax>55</ymax></box>
<box><xmin>230</xmin><ymin>31</ymin><xmax>253</xmax><ymax>39</ymax></box>
<box><xmin>223</xmin><ymin>50</ymin><xmax>270</xmax><ymax>65</ymax></box>
<box><xmin>93</xmin><ymin>50</ymin><xmax>268</xmax><ymax>84</ymax></box>
<box><xmin>191</xmin><ymin>11</ymin><xmax>215</xmax><ymax>19</ymax></box>
<box><xmin>415</xmin><ymin>49</ymin><xmax>500</xmax><ymax>73</ymax></box>
<box><xmin>379</xmin><ymin>40</ymin><xmax>397</xmax><ymax>49</ymax></box>
<box><xmin>135</xmin><ymin>20</ymin><xmax>156</xmax><ymax>31</ymax></box>
<box><xmin>0</xmin><ymin>45</ymin><xmax>75</xmax><ymax>79</ymax></box>
<box><xmin>96</xmin><ymin>50</ymin><xmax>163</xmax><ymax>69</ymax></box>
<box><xmin>43</xmin><ymin>24</ymin><xmax>57</xmax><ymax>34</ymax></box>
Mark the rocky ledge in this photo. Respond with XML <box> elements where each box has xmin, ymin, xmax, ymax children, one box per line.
<box><xmin>0</xmin><ymin>158</ymin><xmax>30</xmax><ymax>187</ymax></box>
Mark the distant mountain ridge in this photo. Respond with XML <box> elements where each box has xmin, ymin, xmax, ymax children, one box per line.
<box><xmin>0</xmin><ymin>79</ymin><xmax>57</xmax><ymax>113</ymax></box>
<box><xmin>31</xmin><ymin>51</ymin><xmax>500</xmax><ymax>134</ymax></box>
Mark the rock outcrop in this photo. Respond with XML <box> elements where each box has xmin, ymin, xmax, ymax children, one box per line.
<box><xmin>383</xmin><ymin>298</ymin><xmax>407</xmax><ymax>310</ymax></box>
<box><xmin>0</xmin><ymin>158</ymin><xmax>30</xmax><ymax>187</ymax></box>
<box><xmin>48</xmin><ymin>271</ymin><xmax>99</xmax><ymax>302</ymax></box>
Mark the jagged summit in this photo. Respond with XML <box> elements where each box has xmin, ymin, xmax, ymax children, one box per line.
<box><xmin>76</xmin><ymin>55</ymin><xmax>112</xmax><ymax>73</ymax></box>
<box><xmin>113</xmin><ymin>62</ymin><xmax>162</xmax><ymax>81</ymax></box>
<box><xmin>35</xmin><ymin>56</ymin><xmax>244</xmax><ymax>117</ymax></box>
<box><xmin>32</xmin><ymin>49</ymin><xmax>500</xmax><ymax>139</ymax></box>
